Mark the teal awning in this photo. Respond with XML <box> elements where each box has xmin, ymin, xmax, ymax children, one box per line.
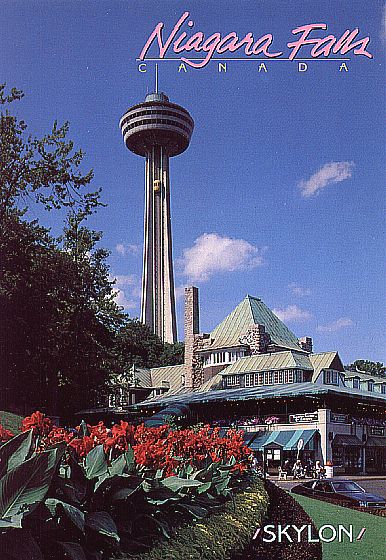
<box><xmin>332</xmin><ymin>434</ymin><xmax>363</xmax><ymax>447</ymax></box>
<box><xmin>144</xmin><ymin>403</ymin><xmax>190</xmax><ymax>427</ymax></box>
<box><xmin>249</xmin><ymin>429</ymin><xmax>318</xmax><ymax>451</ymax></box>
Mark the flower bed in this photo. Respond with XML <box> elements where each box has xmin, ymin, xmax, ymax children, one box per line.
<box><xmin>0</xmin><ymin>411</ymin><xmax>256</xmax><ymax>559</ymax></box>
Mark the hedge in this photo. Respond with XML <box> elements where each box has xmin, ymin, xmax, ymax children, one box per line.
<box><xmin>120</xmin><ymin>478</ymin><xmax>269</xmax><ymax>560</ymax></box>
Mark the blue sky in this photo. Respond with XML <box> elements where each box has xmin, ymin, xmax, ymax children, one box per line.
<box><xmin>1</xmin><ymin>1</ymin><xmax>385</xmax><ymax>363</ymax></box>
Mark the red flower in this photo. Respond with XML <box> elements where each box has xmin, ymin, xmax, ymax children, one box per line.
<box><xmin>0</xmin><ymin>424</ymin><xmax>14</xmax><ymax>442</ymax></box>
<box><xmin>21</xmin><ymin>411</ymin><xmax>53</xmax><ymax>437</ymax></box>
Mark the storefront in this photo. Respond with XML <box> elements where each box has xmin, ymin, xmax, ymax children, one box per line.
<box><xmin>332</xmin><ymin>434</ymin><xmax>363</xmax><ymax>474</ymax></box>
<box><xmin>365</xmin><ymin>436</ymin><xmax>386</xmax><ymax>473</ymax></box>
<box><xmin>249</xmin><ymin>429</ymin><xmax>319</xmax><ymax>471</ymax></box>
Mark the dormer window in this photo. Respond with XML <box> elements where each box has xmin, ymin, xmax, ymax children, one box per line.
<box><xmin>352</xmin><ymin>378</ymin><xmax>360</xmax><ymax>389</ymax></box>
<box><xmin>368</xmin><ymin>381</ymin><xmax>374</xmax><ymax>392</ymax></box>
<box><xmin>324</xmin><ymin>370</ymin><xmax>339</xmax><ymax>385</ymax></box>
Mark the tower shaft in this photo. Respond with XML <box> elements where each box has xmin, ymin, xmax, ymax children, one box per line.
<box><xmin>141</xmin><ymin>145</ymin><xmax>177</xmax><ymax>343</ymax></box>
<box><xmin>120</xmin><ymin>91</ymin><xmax>194</xmax><ymax>343</ymax></box>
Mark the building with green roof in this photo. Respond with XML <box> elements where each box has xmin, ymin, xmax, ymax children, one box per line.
<box><xmin>102</xmin><ymin>288</ymin><xmax>385</xmax><ymax>474</ymax></box>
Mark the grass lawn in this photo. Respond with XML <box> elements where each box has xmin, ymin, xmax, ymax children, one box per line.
<box><xmin>292</xmin><ymin>493</ymin><xmax>386</xmax><ymax>560</ymax></box>
<box><xmin>0</xmin><ymin>410</ymin><xmax>23</xmax><ymax>433</ymax></box>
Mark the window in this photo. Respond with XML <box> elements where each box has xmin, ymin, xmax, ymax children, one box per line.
<box><xmin>324</xmin><ymin>370</ymin><xmax>339</xmax><ymax>385</ymax></box>
<box><xmin>382</xmin><ymin>385</ymin><xmax>386</xmax><ymax>394</ymax></box>
<box><xmin>368</xmin><ymin>381</ymin><xmax>374</xmax><ymax>392</ymax></box>
<box><xmin>352</xmin><ymin>378</ymin><xmax>360</xmax><ymax>389</ymax></box>
<box><xmin>245</xmin><ymin>373</ymin><xmax>254</xmax><ymax>387</ymax></box>
<box><xmin>266</xmin><ymin>449</ymin><xmax>281</xmax><ymax>460</ymax></box>
<box><xmin>227</xmin><ymin>375</ymin><xmax>240</xmax><ymax>387</ymax></box>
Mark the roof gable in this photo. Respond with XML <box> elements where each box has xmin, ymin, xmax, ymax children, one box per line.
<box><xmin>310</xmin><ymin>352</ymin><xmax>344</xmax><ymax>382</ymax></box>
<box><xmin>208</xmin><ymin>295</ymin><xmax>303</xmax><ymax>352</ymax></box>
<box><xmin>150</xmin><ymin>364</ymin><xmax>185</xmax><ymax>393</ymax></box>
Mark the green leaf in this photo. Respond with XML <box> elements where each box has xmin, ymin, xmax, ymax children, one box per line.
<box><xmin>197</xmin><ymin>481</ymin><xmax>212</xmax><ymax>494</ymax></box>
<box><xmin>59</xmin><ymin>542</ymin><xmax>87</xmax><ymax>560</ymax></box>
<box><xmin>0</xmin><ymin>430</ymin><xmax>34</xmax><ymax>479</ymax></box>
<box><xmin>1</xmin><ymin>529</ymin><xmax>43</xmax><ymax>560</ymax></box>
<box><xmin>124</xmin><ymin>445</ymin><xmax>135</xmax><ymax>472</ymax></box>
<box><xmin>0</xmin><ymin>448</ymin><xmax>59</xmax><ymax>526</ymax></box>
<box><xmin>191</xmin><ymin>467</ymin><xmax>213</xmax><ymax>482</ymax></box>
<box><xmin>111</xmin><ymin>484</ymin><xmax>142</xmax><ymax>502</ymax></box>
<box><xmin>161</xmin><ymin>476</ymin><xmax>203</xmax><ymax>492</ymax></box>
<box><xmin>177</xmin><ymin>503</ymin><xmax>208</xmax><ymax>518</ymax></box>
<box><xmin>85</xmin><ymin>511</ymin><xmax>120</xmax><ymax>542</ymax></box>
<box><xmin>214</xmin><ymin>475</ymin><xmax>231</xmax><ymax>494</ymax></box>
<box><xmin>84</xmin><ymin>445</ymin><xmax>108</xmax><ymax>480</ymax></box>
<box><xmin>108</xmin><ymin>454</ymin><xmax>126</xmax><ymax>477</ymax></box>
<box><xmin>45</xmin><ymin>498</ymin><xmax>85</xmax><ymax>532</ymax></box>
<box><xmin>155</xmin><ymin>468</ymin><xmax>164</xmax><ymax>479</ymax></box>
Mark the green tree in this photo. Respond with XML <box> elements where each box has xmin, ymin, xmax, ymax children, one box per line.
<box><xmin>0</xmin><ymin>85</ymin><xmax>121</xmax><ymax>417</ymax></box>
<box><xmin>0</xmin><ymin>212</ymin><xmax>125</xmax><ymax>417</ymax></box>
<box><xmin>345</xmin><ymin>360</ymin><xmax>385</xmax><ymax>378</ymax></box>
<box><xmin>0</xmin><ymin>85</ymin><xmax>184</xmax><ymax>419</ymax></box>
<box><xmin>112</xmin><ymin>320</ymin><xmax>166</xmax><ymax>371</ymax></box>
<box><xmin>0</xmin><ymin>84</ymin><xmax>101</xmax><ymax>228</ymax></box>
<box><xmin>160</xmin><ymin>341</ymin><xmax>184</xmax><ymax>366</ymax></box>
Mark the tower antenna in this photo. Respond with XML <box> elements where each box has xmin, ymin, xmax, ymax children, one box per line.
<box><xmin>155</xmin><ymin>63</ymin><xmax>158</xmax><ymax>93</ymax></box>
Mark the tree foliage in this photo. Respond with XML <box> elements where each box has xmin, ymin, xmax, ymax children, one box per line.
<box><xmin>0</xmin><ymin>84</ymin><xmax>184</xmax><ymax>419</ymax></box>
<box><xmin>345</xmin><ymin>360</ymin><xmax>385</xmax><ymax>378</ymax></box>
<box><xmin>0</xmin><ymin>84</ymin><xmax>101</xmax><ymax>229</ymax></box>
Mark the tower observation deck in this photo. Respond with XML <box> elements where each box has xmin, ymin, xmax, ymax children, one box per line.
<box><xmin>120</xmin><ymin>91</ymin><xmax>194</xmax><ymax>343</ymax></box>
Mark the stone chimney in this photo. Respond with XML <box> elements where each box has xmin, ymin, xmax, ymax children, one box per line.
<box><xmin>184</xmin><ymin>287</ymin><xmax>200</xmax><ymax>389</ymax></box>
<box><xmin>299</xmin><ymin>336</ymin><xmax>313</xmax><ymax>353</ymax></box>
<box><xmin>239</xmin><ymin>324</ymin><xmax>271</xmax><ymax>354</ymax></box>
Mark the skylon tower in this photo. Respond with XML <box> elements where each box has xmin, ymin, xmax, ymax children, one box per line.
<box><xmin>120</xmin><ymin>84</ymin><xmax>194</xmax><ymax>343</ymax></box>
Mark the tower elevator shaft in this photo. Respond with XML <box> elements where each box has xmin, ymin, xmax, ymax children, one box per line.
<box><xmin>141</xmin><ymin>145</ymin><xmax>177</xmax><ymax>343</ymax></box>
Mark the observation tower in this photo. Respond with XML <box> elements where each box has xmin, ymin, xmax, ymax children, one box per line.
<box><xmin>120</xmin><ymin>84</ymin><xmax>194</xmax><ymax>343</ymax></box>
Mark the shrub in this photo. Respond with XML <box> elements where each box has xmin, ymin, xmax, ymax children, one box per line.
<box><xmin>121</xmin><ymin>478</ymin><xmax>269</xmax><ymax>560</ymax></box>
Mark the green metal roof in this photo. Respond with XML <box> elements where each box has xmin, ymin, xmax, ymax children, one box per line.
<box><xmin>222</xmin><ymin>350</ymin><xmax>313</xmax><ymax>376</ymax></box>
<box><xmin>207</xmin><ymin>295</ymin><xmax>304</xmax><ymax>352</ymax></box>
<box><xmin>133</xmin><ymin>367</ymin><xmax>152</xmax><ymax>388</ymax></box>
<box><xmin>132</xmin><ymin>381</ymin><xmax>386</xmax><ymax>409</ymax></box>
<box><xmin>310</xmin><ymin>352</ymin><xmax>344</xmax><ymax>382</ymax></box>
<box><xmin>150</xmin><ymin>364</ymin><xmax>185</xmax><ymax>393</ymax></box>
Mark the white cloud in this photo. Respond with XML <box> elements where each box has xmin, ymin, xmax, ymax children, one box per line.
<box><xmin>114</xmin><ymin>274</ymin><xmax>137</xmax><ymax>286</ymax></box>
<box><xmin>273</xmin><ymin>305</ymin><xmax>312</xmax><ymax>323</ymax></box>
<box><xmin>299</xmin><ymin>161</ymin><xmax>354</xmax><ymax>198</ymax></box>
<box><xmin>112</xmin><ymin>287</ymin><xmax>137</xmax><ymax>310</ymax></box>
<box><xmin>175</xmin><ymin>285</ymin><xmax>188</xmax><ymax>301</ymax></box>
<box><xmin>180</xmin><ymin>233</ymin><xmax>265</xmax><ymax>283</ymax></box>
<box><xmin>288</xmin><ymin>283</ymin><xmax>311</xmax><ymax>297</ymax></box>
<box><xmin>317</xmin><ymin>318</ymin><xmax>354</xmax><ymax>333</ymax></box>
<box><xmin>110</xmin><ymin>274</ymin><xmax>141</xmax><ymax>311</ymax></box>
<box><xmin>116</xmin><ymin>243</ymin><xmax>141</xmax><ymax>256</ymax></box>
